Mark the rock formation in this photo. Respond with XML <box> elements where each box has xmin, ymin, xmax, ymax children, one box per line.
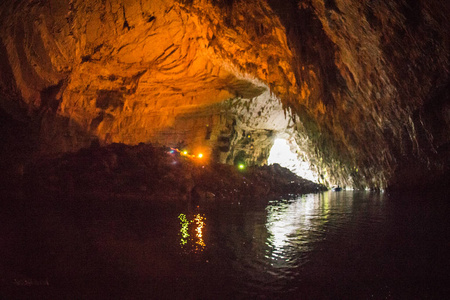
<box><xmin>25</xmin><ymin>143</ymin><xmax>327</xmax><ymax>199</ymax></box>
<box><xmin>0</xmin><ymin>0</ymin><xmax>449</xmax><ymax>190</ymax></box>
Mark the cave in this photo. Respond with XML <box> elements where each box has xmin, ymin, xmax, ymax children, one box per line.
<box><xmin>1</xmin><ymin>0</ymin><xmax>449</xmax><ymax>190</ymax></box>
<box><xmin>1</xmin><ymin>0</ymin><xmax>449</xmax><ymax>298</ymax></box>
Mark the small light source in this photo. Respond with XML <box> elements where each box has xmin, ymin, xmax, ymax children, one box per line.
<box><xmin>197</xmin><ymin>153</ymin><xmax>203</xmax><ymax>158</ymax></box>
<box><xmin>238</xmin><ymin>164</ymin><xmax>245</xmax><ymax>170</ymax></box>
<box><xmin>182</xmin><ymin>150</ymin><xmax>188</xmax><ymax>155</ymax></box>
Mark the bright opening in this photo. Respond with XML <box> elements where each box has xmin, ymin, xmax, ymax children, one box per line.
<box><xmin>268</xmin><ymin>138</ymin><xmax>318</xmax><ymax>182</ymax></box>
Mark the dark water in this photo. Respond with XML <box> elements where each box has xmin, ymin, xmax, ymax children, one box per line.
<box><xmin>1</xmin><ymin>191</ymin><xmax>449</xmax><ymax>299</ymax></box>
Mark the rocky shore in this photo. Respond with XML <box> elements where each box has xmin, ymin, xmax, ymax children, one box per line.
<box><xmin>23</xmin><ymin>143</ymin><xmax>326</xmax><ymax>200</ymax></box>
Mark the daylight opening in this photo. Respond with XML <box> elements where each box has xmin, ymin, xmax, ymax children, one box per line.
<box><xmin>268</xmin><ymin>138</ymin><xmax>318</xmax><ymax>182</ymax></box>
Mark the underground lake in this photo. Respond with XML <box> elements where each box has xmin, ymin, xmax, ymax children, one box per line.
<box><xmin>1</xmin><ymin>0</ymin><xmax>450</xmax><ymax>298</ymax></box>
<box><xmin>1</xmin><ymin>190</ymin><xmax>449</xmax><ymax>299</ymax></box>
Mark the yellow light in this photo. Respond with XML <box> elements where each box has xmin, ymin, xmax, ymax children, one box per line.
<box><xmin>182</xmin><ymin>150</ymin><xmax>188</xmax><ymax>155</ymax></box>
<box><xmin>194</xmin><ymin>214</ymin><xmax>205</xmax><ymax>248</ymax></box>
<box><xmin>178</xmin><ymin>213</ymin><xmax>206</xmax><ymax>251</ymax></box>
<box><xmin>197</xmin><ymin>153</ymin><xmax>203</xmax><ymax>158</ymax></box>
<box><xmin>238</xmin><ymin>164</ymin><xmax>245</xmax><ymax>170</ymax></box>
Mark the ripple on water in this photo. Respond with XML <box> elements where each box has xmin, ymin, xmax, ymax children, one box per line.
<box><xmin>3</xmin><ymin>191</ymin><xmax>449</xmax><ymax>299</ymax></box>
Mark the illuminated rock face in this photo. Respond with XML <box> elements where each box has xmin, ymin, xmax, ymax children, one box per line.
<box><xmin>0</xmin><ymin>0</ymin><xmax>295</xmax><ymax>159</ymax></box>
<box><xmin>0</xmin><ymin>0</ymin><xmax>449</xmax><ymax>189</ymax></box>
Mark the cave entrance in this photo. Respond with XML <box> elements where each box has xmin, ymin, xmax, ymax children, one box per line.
<box><xmin>268</xmin><ymin>138</ymin><xmax>318</xmax><ymax>182</ymax></box>
<box><xmin>218</xmin><ymin>85</ymin><xmax>320</xmax><ymax>183</ymax></box>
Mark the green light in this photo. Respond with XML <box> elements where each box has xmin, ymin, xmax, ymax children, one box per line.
<box><xmin>178</xmin><ymin>213</ymin><xmax>206</xmax><ymax>251</ymax></box>
<box><xmin>238</xmin><ymin>164</ymin><xmax>245</xmax><ymax>170</ymax></box>
<box><xmin>179</xmin><ymin>214</ymin><xmax>190</xmax><ymax>246</ymax></box>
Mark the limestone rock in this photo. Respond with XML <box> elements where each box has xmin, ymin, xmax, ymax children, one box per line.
<box><xmin>1</xmin><ymin>0</ymin><xmax>449</xmax><ymax>190</ymax></box>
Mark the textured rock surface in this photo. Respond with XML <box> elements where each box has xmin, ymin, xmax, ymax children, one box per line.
<box><xmin>25</xmin><ymin>143</ymin><xmax>326</xmax><ymax>199</ymax></box>
<box><xmin>1</xmin><ymin>0</ymin><xmax>449</xmax><ymax>189</ymax></box>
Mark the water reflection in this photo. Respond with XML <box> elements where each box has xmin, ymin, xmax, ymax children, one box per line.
<box><xmin>2</xmin><ymin>191</ymin><xmax>448</xmax><ymax>299</ymax></box>
<box><xmin>178</xmin><ymin>213</ymin><xmax>190</xmax><ymax>246</ymax></box>
<box><xmin>265</xmin><ymin>193</ymin><xmax>331</xmax><ymax>262</ymax></box>
<box><xmin>194</xmin><ymin>214</ymin><xmax>206</xmax><ymax>248</ymax></box>
<box><xmin>178</xmin><ymin>213</ymin><xmax>206</xmax><ymax>252</ymax></box>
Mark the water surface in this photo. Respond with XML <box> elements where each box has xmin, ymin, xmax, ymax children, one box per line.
<box><xmin>1</xmin><ymin>191</ymin><xmax>448</xmax><ymax>299</ymax></box>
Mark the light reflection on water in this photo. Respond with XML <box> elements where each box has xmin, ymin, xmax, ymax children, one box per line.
<box><xmin>178</xmin><ymin>213</ymin><xmax>206</xmax><ymax>252</ymax></box>
<box><xmin>265</xmin><ymin>193</ymin><xmax>330</xmax><ymax>259</ymax></box>
<box><xmin>2</xmin><ymin>190</ymin><xmax>449</xmax><ymax>299</ymax></box>
<box><xmin>198</xmin><ymin>191</ymin><xmax>392</xmax><ymax>297</ymax></box>
<box><xmin>177</xmin><ymin>192</ymin><xmax>375</xmax><ymax>273</ymax></box>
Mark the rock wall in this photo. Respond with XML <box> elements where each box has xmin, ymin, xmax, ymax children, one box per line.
<box><xmin>0</xmin><ymin>0</ymin><xmax>449</xmax><ymax>189</ymax></box>
<box><xmin>273</xmin><ymin>0</ymin><xmax>450</xmax><ymax>189</ymax></box>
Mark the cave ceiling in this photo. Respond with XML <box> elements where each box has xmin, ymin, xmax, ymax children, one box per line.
<box><xmin>0</xmin><ymin>0</ymin><xmax>449</xmax><ymax>190</ymax></box>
